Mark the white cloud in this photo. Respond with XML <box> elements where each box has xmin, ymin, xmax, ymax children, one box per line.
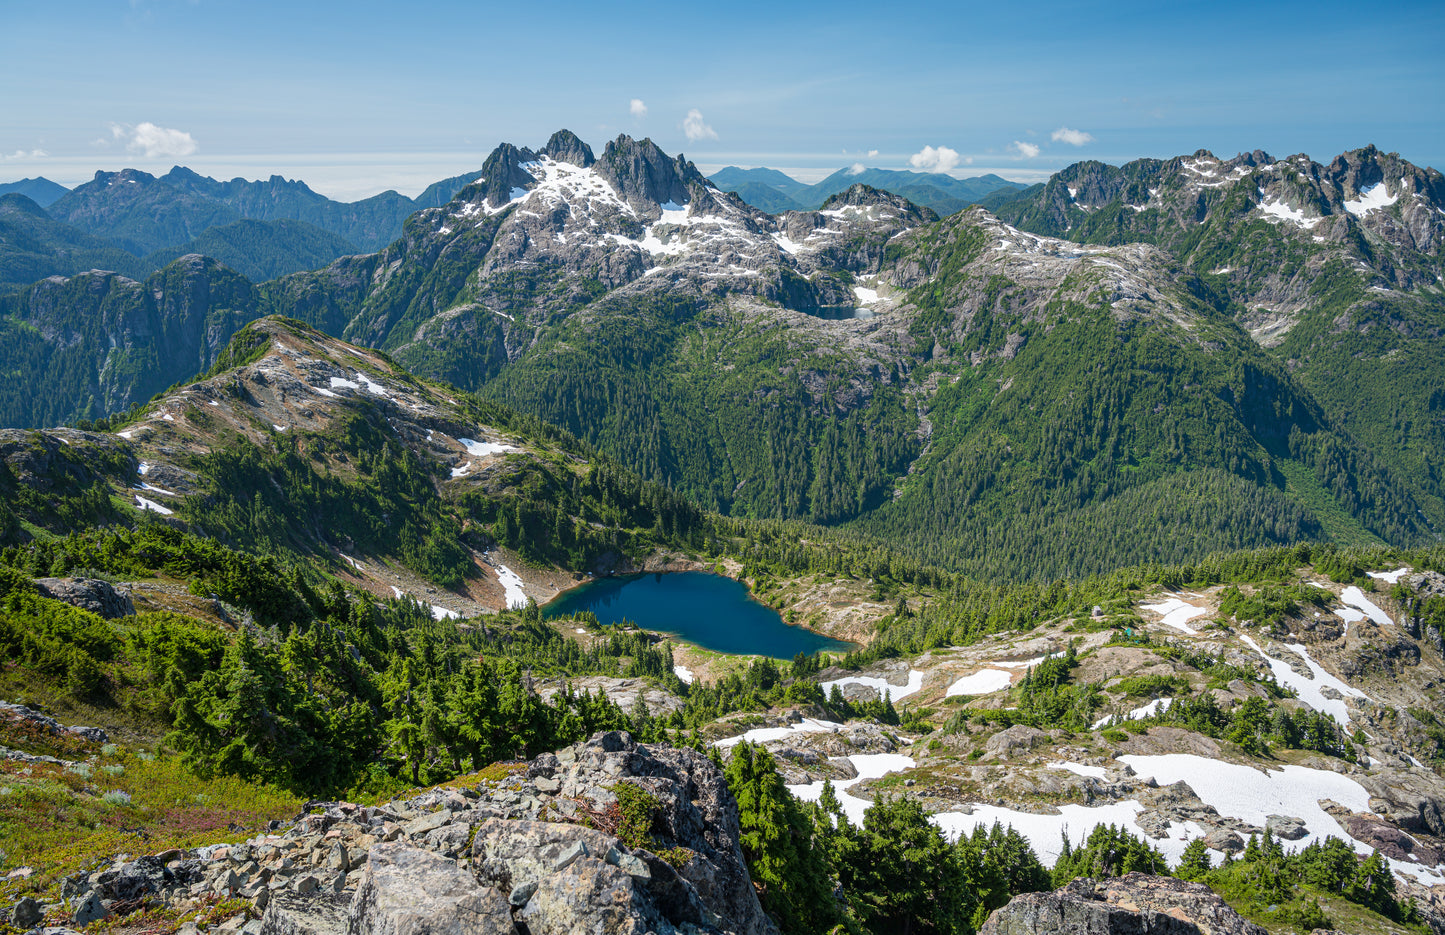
<box><xmin>1010</xmin><ymin>140</ymin><xmax>1041</xmax><ymax>159</ymax></box>
<box><xmin>1051</xmin><ymin>127</ymin><xmax>1094</xmax><ymax>146</ymax></box>
<box><xmin>109</xmin><ymin>121</ymin><xmax>198</xmax><ymax>158</ymax></box>
<box><xmin>909</xmin><ymin>145</ymin><xmax>961</xmax><ymax>173</ymax></box>
<box><xmin>848</xmin><ymin>162</ymin><xmax>866</xmax><ymax>175</ymax></box>
<box><xmin>629</xmin><ymin>98</ymin><xmax>647</xmax><ymax>119</ymax></box>
<box><xmin>1</xmin><ymin>149</ymin><xmax>48</xmax><ymax>161</ymax></box>
<box><xmin>867</xmin><ymin>149</ymin><xmax>878</xmax><ymax>158</ymax></box>
<box><xmin>682</xmin><ymin>109</ymin><xmax>717</xmax><ymax>142</ymax></box>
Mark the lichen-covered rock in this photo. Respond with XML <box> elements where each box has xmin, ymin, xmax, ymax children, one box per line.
<box><xmin>985</xmin><ymin>724</ymin><xmax>1050</xmax><ymax>759</ymax></box>
<box><xmin>260</xmin><ymin>891</ymin><xmax>348</xmax><ymax>935</ymax></box>
<box><xmin>522</xmin><ymin>731</ymin><xmax>776</xmax><ymax>935</ymax></box>
<box><xmin>980</xmin><ymin>874</ymin><xmax>1268</xmax><ymax>935</ymax></box>
<box><xmin>348</xmin><ymin>844</ymin><xmax>514</xmax><ymax>935</ymax></box>
<box><xmin>34</xmin><ymin>577</ymin><xmax>135</xmax><ymax>619</ymax></box>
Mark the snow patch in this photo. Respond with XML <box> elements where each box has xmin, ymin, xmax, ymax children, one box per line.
<box><xmin>135</xmin><ymin>495</ymin><xmax>173</xmax><ymax>516</ymax></box>
<box><xmin>945</xmin><ymin>669</ymin><xmax>1013</xmax><ymax>697</ymax></box>
<box><xmin>1341</xmin><ymin>586</ymin><xmax>1393</xmax><ymax>626</ymax></box>
<box><xmin>717</xmin><ymin>717</ymin><xmax>843</xmax><ymax>750</ymax></box>
<box><xmin>1366</xmin><ymin>567</ymin><xmax>1410</xmax><ymax>585</ymax></box>
<box><xmin>821</xmin><ymin>670</ymin><xmax>925</xmax><ymax>702</ymax></box>
<box><xmin>314</xmin><ymin>387</ymin><xmax>340</xmax><ymax>398</ymax></box>
<box><xmin>430</xmin><ymin>604</ymin><xmax>460</xmax><ymax>621</ymax></box>
<box><xmin>788</xmin><ymin>752</ymin><xmax>916</xmax><ymax>826</ymax></box>
<box><xmin>450</xmin><ymin>463</ymin><xmax>472</xmax><ymax>478</ymax></box>
<box><xmin>993</xmin><ymin>652</ymin><xmax>1065</xmax><ymax>669</ymax></box>
<box><xmin>272</xmin><ymin>424</ymin><xmax>286</xmax><ymax>432</ymax></box>
<box><xmin>933</xmin><ymin>801</ymin><xmax>1178</xmax><ymax>868</ymax></box>
<box><xmin>673</xmin><ymin>665</ymin><xmax>695</xmax><ymax>685</ymax></box>
<box><xmin>458</xmin><ymin>437</ymin><xmax>516</xmax><ymax>458</ymax></box>
<box><xmin>771</xmin><ymin>233</ymin><xmax>805</xmax><ymax>255</ymax></box>
<box><xmin>1093</xmin><ymin>697</ymin><xmax>1172</xmax><ymax>730</ymax></box>
<box><xmin>137</xmin><ymin>461</ymin><xmax>151</xmax><ymax>475</ymax></box>
<box><xmin>354</xmin><ymin>372</ymin><xmax>388</xmax><ymax>396</ymax></box>
<box><xmin>329</xmin><ymin>377</ymin><xmax>360</xmax><ymax>391</ymax></box>
<box><xmin>1239</xmin><ymin>635</ymin><xmax>1366</xmax><ymax>726</ymax></box>
<box><xmin>496</xmin><ymin>563</ymin><xmax>527</xmax><ymax>609</ymax></box>
<box><xmin>1343</xmin><ymin>182</ymin><xmax>1398</xmax><ymax>216</ymax></box>
<box><xmin>852</xmin><ymin>286</ymin><xmax>880</xmax><ymax>305</ymax></box>
<box><xmin>162</xmin><ymin>413</ymin><xmax>175</xmax><ymax>422</ymax></box>
<box><xmin>1257</xmin><ymin>189</ymin><xmax>1322</xmax><ymax>229</ymax></box>
<box><xmin>1048</xmin><ymin>761</ymin><xmax>1109</xmax><ymax>779</ymax></box>
<box><xmin>1139</xmin><ymin>598</ymin><xmax>1208</xmax><ymax>634</ymax></box>
<box><xmin>134</xmin><ymin>482</ymin><xmax>177</xmax><ymax>497</ymax></box>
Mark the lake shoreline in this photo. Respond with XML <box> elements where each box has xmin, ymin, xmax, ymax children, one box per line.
<box><xmin>542</xmin><ymin>567</ymin><xmax>857</xmax><ymax>659</ymax></box>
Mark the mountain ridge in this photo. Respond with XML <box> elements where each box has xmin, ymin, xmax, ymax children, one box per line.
<box><xmin>4</xmin><ymin>133</ymin><xmax>1443</xmax><ymax>581</ymax></box>
<box><xmin>709</xmin><ymin>164</ymin><xmax>1028</xmax><ymax>215</ymax></box>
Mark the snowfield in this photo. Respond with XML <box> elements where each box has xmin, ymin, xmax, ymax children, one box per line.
<box><xmin>1121</xmin><ymin>753</ymin><xmax>1442</xmax><ymax>882</ymax></box>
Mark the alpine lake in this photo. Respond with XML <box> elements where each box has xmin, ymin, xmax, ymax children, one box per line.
<box><xmin>543</xmin><ymin>571</ymin><xmax>854</xmax><ymax>659</ymax></box>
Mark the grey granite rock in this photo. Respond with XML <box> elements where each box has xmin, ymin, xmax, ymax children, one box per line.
<box><xmin>348</xmin><ymin>843</ymin><xmax>514</xmax><ymax>935</ymax></box>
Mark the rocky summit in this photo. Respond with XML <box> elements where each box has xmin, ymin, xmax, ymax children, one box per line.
<box><xmin>14</xmin><ymin>732</ymin><xmax>772</xmax><ymax>935</ymax></box>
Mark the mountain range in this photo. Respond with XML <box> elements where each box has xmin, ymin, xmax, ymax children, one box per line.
<box><xmin>708</xmin><ymin>164</ymin><xmax>1027</xmax><ymax>215</ymax></box>
<box><xmin>0</xmin><ymin>166</ymin><xmax>483</xmax><ymax>287</ymax></box>
<box><xmin>2</xmin><ymin>130</ymin><xmax>1441</xmax><ymax>582</ymax></box>
<box><xmin>6</xmin><ymin>134</ymin><xmax>1445</xmax><ymax>935</ymax></box>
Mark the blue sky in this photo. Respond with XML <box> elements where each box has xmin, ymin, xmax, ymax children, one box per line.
<box><xmin>2</xmin><ymin>0</ymin><xmax>1442</xmax><ymax>199</ymax></box>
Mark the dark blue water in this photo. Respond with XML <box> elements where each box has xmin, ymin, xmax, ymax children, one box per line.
<box><xmin>544</xmin><ymin>572</ymin><xmax>854</xmax><ymax>658</ymax></box>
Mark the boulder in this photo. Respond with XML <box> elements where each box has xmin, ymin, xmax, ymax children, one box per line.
<box><xmin>259</xmin><ymin>892</ymin><xmax>348</xmax><ymax>935</ymax></box>
<box><xmin>1264</xmin><ymin>815</ymin><xmax>1308</xmax><ymax>841</ymax></box>
<box><xmin>349</xmin><ymin>844</ymin><xmax>514</xmax><ymax>935</ymax></box>
<box><xmin>980</xmin><ymin>874</ymin><xmax>1267</xmax><ymax>935</ymax></box>
<box><xmin>13</xmin><ymin>896</ymin><xmax>42</xmax><ymax>928</ymax></box>
<box><xmin>70</xmin><ymin>891</ymin><xmax>108</xmax><ymax>927</ymax></box>
<box><xmin>34</xmin><ymin>577</ymin><xmax>134</xmax><ymax>619</ymax></box>
<box><xmin>985</xmin><ymin>725</ymin><xmax>1050</xmax><ymax>759</ymax></box>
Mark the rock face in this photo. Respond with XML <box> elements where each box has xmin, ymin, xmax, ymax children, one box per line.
<box><xmin>980</xmin><ymin>874</ymin><xmax>1268</xmax><ymax>935</ymax></box>
<box><xmin>350</xmin><ymin>844</ymin><xmax>514</xmax><ymax>935</ymax></box>
<box><xmin>34</xmin><ymin>577</ymin><xmax>135</xmax><ymax>619</ymax></box>
<box><xmin>100</xmin><ymin>732</ymin><xmax>775</xmax><ymax>935</ymax></box>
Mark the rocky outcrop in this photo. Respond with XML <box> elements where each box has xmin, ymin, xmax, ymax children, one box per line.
<box><xmin>41</xmin><ymin>733</ymin><xmax>773</xmax><ymax>935</ymax></box>
<box><xmin>0</xmin><ymin>701</ymin><xmax>108</xmax><ymax>745</ymax></box>
<box><xmin>986</xmin><ymin>725</ymin><xmax>1051</xmax><ymax>759</ymax></box>
<box><xmin>980</xmin><ymin>874</ymin><xmax>1268</xmax><ymax>935</ymax></box>
<box><xmin>350</xmin><ymin>844</ymin><xmax>514</xmax><ymax>935</ymax></box>
<box><xmin>33</xmin><ymin>577</ymin><xmax>134</xmax><ymax>619</ymax></box>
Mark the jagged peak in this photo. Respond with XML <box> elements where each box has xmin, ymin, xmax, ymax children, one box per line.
<box><xmin>542</xmin><ymin>129</ymin><xmax>595</xmax><ymax>168</ymax></box>
<box><xmin>597</xmin><ymin>134</ymin><xmax>705</xmax><ymax>212</ymax></box>
<box><xmin>471</xmin><ymin>142</ymin><xmax>541</xmax><ymax>208</ymax></box>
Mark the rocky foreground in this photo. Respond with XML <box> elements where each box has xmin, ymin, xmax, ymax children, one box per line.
<box><xmin>2</xmin><ymin>728</ymin><xmax>1288</xmax><ymax>935</ymax></box>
